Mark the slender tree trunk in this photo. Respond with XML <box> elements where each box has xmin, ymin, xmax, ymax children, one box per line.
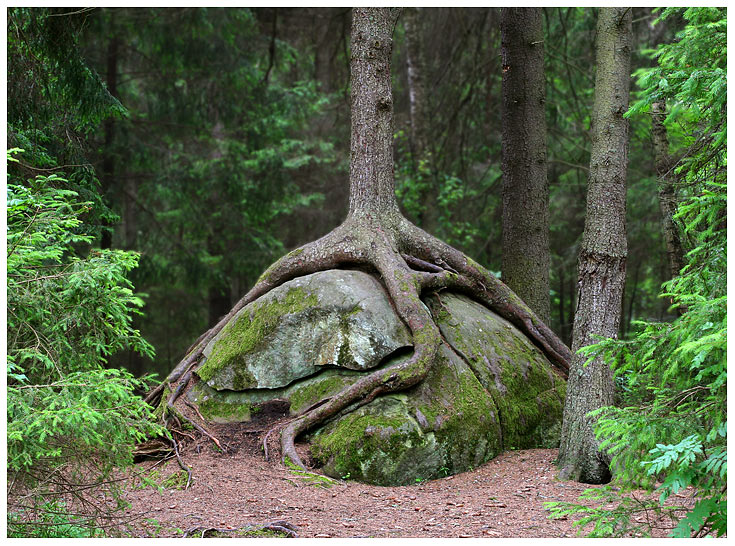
<box><xmin>101</xmin><ymin>32</ymin><xmax>118</xmax><ymax>250</ymax></box>
<box><xmin>207</xmin><ymin>120</ymin><xmax>231</xmax><ymax>328</ymax></box>
<box><xmin>651</xmin><ymin>99</ymin><xmax>686</xmax><ymax>280</ymax></box>
<box><xmin>558</xmin><ymin>265</ymin><xmax>567</xmax><ymax>342</ymax></box>
<box><xmin>403</xmin><ymin>7</ymin><xmax>438</xmax><ymax>233</ymax></box>
<box><xmin>558</xmin><ymin>6</ymin><xmax>632</xmax><ymax>484</ymax></box>
<box><xmin>500</xmin><ymin>7</ymin><xmax>551</xmax><ymax>324</ymax></box>
<box><xmin>404</xmin><ymin>8</ymin><xmax>429</xmax><ymax>160</ymax></box>
<box><xmin>123</xmin><ymin>178</ymin><xmax>137</xmax><ymax>248</ymax></box>
<box><xmin>624</xmin><ymin>259</ymin><xmax>641</xmax><ymax>336</ymax></box>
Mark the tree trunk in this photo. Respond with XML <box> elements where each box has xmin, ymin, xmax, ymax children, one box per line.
<box><xmin>500</xmin><ymin>7</ymin><xmax>551</xmax><ymax>325</ymax></box>
<box><xmin>651</xmin><ymin>99</ymin><xmax>686</xmax><ymax>280</ymax></box>
<box><xmin>347</xmin><ymin>7</ymin><xmax>402</xmax><ymax>222</ymax></box>
<box><xmin>558</xmin><ymin>6</ymin><xmax>632</xmax><ymax>484</ymax></box>
<box><xmin>100</xmin><ymin>31</ymin><xmax>119</xmax><ymax>250</ymax></box>
<box><xmin>403</xmin><ymin>7</ymin><xmax>439</xmax><ymax>233</ymax></box>
<box><xmin>404</xmin><ymin>8</ymin><xmax>429</xmax><ymax>160</ymax></box>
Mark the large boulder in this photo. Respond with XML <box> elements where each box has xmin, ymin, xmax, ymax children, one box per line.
<box><xmin>188</xmin><ymin>269</ymin><xmax>565</xmax><ymax>485</ymax></box>
<box><xmin>196</xmin><ymin>270</ymin><xmax>412</xmax><ymax>391</ymax></box>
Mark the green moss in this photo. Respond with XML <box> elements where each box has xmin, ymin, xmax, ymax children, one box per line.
<box><xmin>197</xmin><ymin>287</ymin><xmax>319</xmax><ymax>388</ymax></box>
<box><xmin>310</xmin><ymin>397</ymin><xmax>435</xmax><ymax>486</ymax></box>
<box><xmin>288</xmin><ymin>374</ymin><xmax>354</xmax><ymax>415</ymax></box>
<box><xmin>161</xmin><ymin>469</ymin><xmax>189</xmax><ymax>490</ymax></box>
<box><xmin>464</xmin><ymin>255</ymin><xmax>482</xmax><ymax>273</ymax></box>
<box><xmin>489</xmin><ymin>335</ymin><xmax>565</xmax><ymax>449</ymax></box>
<box><xmin>283</xmin><ymin>458</ymin><xmax>340</xmax><ymax>488</ymax></box>
<box><xmin>152</xmin><ymin>385</ymin><xmax>172</xmax><ymax>420</ymax></box>
<box><xmin>236</xmin><ymin>528</ymin><xmax>290</xmax><ymax>538</ymax></box>
<box><xmin>336</xmin><ymin>315</ymin><xmax>355</xmax><ymax>367</ymax></box>
<box><xmin>197</xmin><ymin>397</ymin><xmax>252</xmax><ymax>423</ymax></box>
<box><xmin>416</xmin><ymin>348</ymin><xmax>502</xmax><ymax>471</ymax></box>
<box><xmin>427</xmin><ymin>292</ymin><xmax>565</xmax><ymax>452</ymax></box>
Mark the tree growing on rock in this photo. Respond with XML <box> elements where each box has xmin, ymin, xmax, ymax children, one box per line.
<box><xmin>149</xmin><ymin>7</ymin><xmax>572</xmax><ymax>471</ymax></box>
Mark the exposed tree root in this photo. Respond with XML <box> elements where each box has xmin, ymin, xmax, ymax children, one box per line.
<box><xmin>153</xmin><ymin>215</ymin><xmax>571</xmax><ymax>472</ymax></box>
<box><xmin>166</xmin><ymin>418</ymin><xmax>193</xmax><ymax>490</ymax></box>
<box><xmin>182</xmin><ymin>520</ymin><xmax>298</xmax><ymax>538</ymax></box>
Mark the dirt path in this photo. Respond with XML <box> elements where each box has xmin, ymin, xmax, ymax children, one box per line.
<box><xmin>124</xmin><ymin>422</ymin><xmax>600</xmax><ymax>538</ymax></box>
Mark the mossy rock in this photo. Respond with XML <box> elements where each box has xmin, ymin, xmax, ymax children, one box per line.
<box><xmin>188</xmin><ymin>365</ymin><xmax>378</xmax><ymax>421</ymax></box>
<box><xmin>426</xmin><ymin>294</ymin><xmax>566</xmax><ymax>449</ymax></box>
<box><xmin>309</xmin><ymin>344</ymin><xmax>502</xmax><ymax>485</ymax></box>
<box><xmin>187</xmin><ymin>270</ymin><xmax>566</xmax><ymax>485</ymax></box>
<box><xmin>196</xmin><ymin>270</ymin><xmax>412</xmax><ymax>390</ymax></box>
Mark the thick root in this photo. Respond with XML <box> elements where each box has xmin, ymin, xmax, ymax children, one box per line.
<box><xmin>398</xmin><ymin>218</ymin><xmax>571</xmax><ymax>375</ymax></box>
<box><xmin>280</xmin><ymin>244</ymin><xmax>441</xmax><ymax>469</ymax></box>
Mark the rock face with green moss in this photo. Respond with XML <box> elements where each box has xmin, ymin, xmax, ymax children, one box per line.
<box><xmin>188</xmin><ymin>269</ymin><xmax>566</xmax><ymax>485</ymax></box>
<box><xmin>197</xmin><ymin>270</ymin><xmax>412</xmax><ymax>390</ymax></box>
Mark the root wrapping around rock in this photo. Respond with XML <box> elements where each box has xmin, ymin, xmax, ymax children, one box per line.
<box><xmin>153</xmin><ymin>216</ymin><xmax>571</xmax><ymax>472</ymax></box>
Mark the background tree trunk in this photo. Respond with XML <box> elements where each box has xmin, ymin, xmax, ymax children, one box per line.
<box><xmin>558</xmin><ymin>6</ymin><xmax>632</xmax><ymax>484</ymax></box>
<box><xmin>500</xmin><ymin>7</ymin><xmax>551</xmax><ymax>324</ymax></box>
<box><xmin>100</xmin><ymin>31</ymin><xmax>118</xmax><ymax>250</ymax></box>
<box><xmin>651</xmin><ymin>99</ymin><xmax>686</xmax><ymax>280</ymax></box>
<box><xmin>403</xmin><ymin>7</ymin><xmax>439</xmax><ymax>233</ymax></box>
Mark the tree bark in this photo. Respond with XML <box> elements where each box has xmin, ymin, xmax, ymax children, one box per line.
<box><xmin>558</xmin><ymin>6</ymin><xmax>632</xmax><ymax>484</ymax></box>
<box><xmin>404</xmin><ymin>8</ymin><xmax>430</xmax><ymax>161</ymax></box>
<box><xmin>347</xmin><ymin>7</ymin><xmax>402</xmax><ymax>223</ymax></box>
<box><xmin>651</xmin><ymin>99</ymin><xmax>686</xmax><ymax>280</ymax></box>
<box><xmin>500</xmin><ymin>7</ymin><xmax>551</xmax><ymax>325</ymax></box>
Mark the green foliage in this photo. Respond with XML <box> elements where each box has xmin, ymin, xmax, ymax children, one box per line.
<box><xmin>7</xmin><ymin>8</ymin><xmax>124</xmax><ymax>242</ymax></box>
<box><xmin>77</xmin><ymin>8</ymin><xmax>338</xmax><ymax>374</ymax></box>
<box><xmin>627</xmin><ymin>8</ymin><xmax>726</xmax><ymax>140</ymax></box>
<box><xmin>394</xmin><ymin>134</ymin><xmax>480</xmax><ymax>249</ymax></box>
<box><xmin>548</xmin><ymin>7</ymin><xmax>726</xmax><ymax>537</ymax></box>
<box><xmin>7</xmin><ymin>500</ymin><xmax>105</xmax><ymax>538</ymax></box>
<box><xmin>546</xmin><ymin>486</ymin><xmax>668</xmax><ymax>537</ymax></box>
<box><xmin>7</xmin><ymin>8</ymin><xmax>125</xmax><ymax>133</ymax></box>
<box><xmin>7</xmin><ymin>152</ymin><xmax>164</xmax><ymax>536</ymax></box>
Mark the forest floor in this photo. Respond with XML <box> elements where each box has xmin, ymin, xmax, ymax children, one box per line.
<box><xmin>122</xmin><ymin>414</ymin><xmax>688</xmax><ymax>538</ymax></box>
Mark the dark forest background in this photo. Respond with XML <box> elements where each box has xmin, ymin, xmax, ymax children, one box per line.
<box><xmin>8</xmin><ymin>7</ymin><xmax>681</xmax><ymax>379</ymax></box>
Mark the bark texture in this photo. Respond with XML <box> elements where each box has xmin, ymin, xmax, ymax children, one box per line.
<box><xmin>150</xmin><ymin>7</ymin><xmax>572</xmax><ymax>474</ymax></box>
<box><xmin>558</xmin><ymin>7</ymin><xmax>632</xmax><ymax>484</ymax></box>
<box><xmin>651</xmin><ymin>100</ymin><xmax>686</xmax><ymax>280</ymax></box>
<box><xmin>348</xmin><ymin>7</ymin><xmax>401</xmax><ymax>222</ymax></box>
<box><xmin>404</xmin><ymin>7</ymin><xmax>430</xmax><ymax>161</ymax></box>
<box><xmin>500</xmin><ymin>8</ymin><xmax>551</xmax><ymax>325</ymax></box>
